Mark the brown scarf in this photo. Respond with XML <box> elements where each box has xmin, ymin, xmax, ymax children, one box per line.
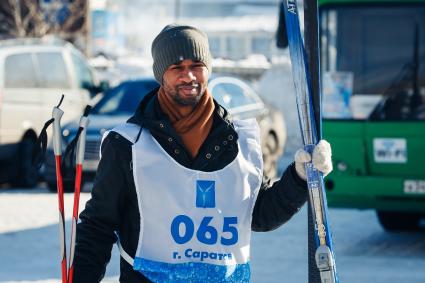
<box><xmin>157</xmin><ymin>86</ymin><xmax>214</xmax><ymax>158</ymax></box>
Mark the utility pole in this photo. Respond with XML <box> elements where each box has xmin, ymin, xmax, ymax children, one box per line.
<box><xmin>174</xmin><ymin>0</ymin><xmax>180</xmax><ymax>22</ymax></box>
<box><xmin>85</xmin><ymin>0</ymin><xmax>91</xmax><ymax>56</ymax></box>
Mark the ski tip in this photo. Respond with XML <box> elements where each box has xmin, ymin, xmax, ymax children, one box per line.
<box><xmin>276</xmin><ymin>1</ymin><xmax>289</xmax><ymax>49</ymax></box>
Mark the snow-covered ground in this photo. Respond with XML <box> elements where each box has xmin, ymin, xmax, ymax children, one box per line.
<box><xmin>1</xmin><ymin>186</ymin><xmax>425</xmax><ymax>282</ymax></box>
<box><xmin>0</xmin><ymin>189</ymin><xmax>120</xmax><ymax>282</ymax></box>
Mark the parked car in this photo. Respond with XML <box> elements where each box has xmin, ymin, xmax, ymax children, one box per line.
<box><xmin>44</xmin><ymin>76</ymin><xmax>286</xmax><ymax>191</ymax></box>
<box><xmin>0</xmin><ymin>37</ymin><xmax>107</xmax><ymax>187</ymax></box>
<box><xmin>208</xmin><ymin>76</ymin><xmax>286</xmax><ymax>178</ymax></box>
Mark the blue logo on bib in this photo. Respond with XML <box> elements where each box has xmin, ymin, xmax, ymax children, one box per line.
<box><xmin>196</xmin><ymin>180</ymin><xmax>215</xmax><ymax>208</ymax></box>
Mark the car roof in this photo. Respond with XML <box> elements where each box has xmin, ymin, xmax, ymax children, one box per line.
<box><xmin>0</xmin><ymin>37</ymin><xmax>69</xmax><ymax>48</ymax></box>
<box><xmin>0</xmin><ymin>37</ymin><xmax>77</xmax><ymax>58</ymax></box>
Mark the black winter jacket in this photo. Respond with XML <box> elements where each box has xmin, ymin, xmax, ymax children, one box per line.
<box><xmin>74</xmin><ymin>88</ymin><xmax>308</xmax><ymax>282</ymax></box>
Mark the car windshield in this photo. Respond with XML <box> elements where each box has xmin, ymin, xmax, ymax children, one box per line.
<box><xmin>320</xmin><ymin>3</ymin><xmax>425</xmax><ymax>119</ymax></box>
<box><xmin>92</xmin><ymin>80</ymin><xmax>158</xmax><ymax>115</ymax></box>
<box><xmin>210</xmin><ymin>81</ymin><xmax>260</xmax><ymax>110</ymax></box>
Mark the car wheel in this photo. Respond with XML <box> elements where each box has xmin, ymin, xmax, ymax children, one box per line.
<box><xmin>376</xmin><ymin>211</ymin><xmax>421</xmax><ymax>231</ymax></box>
<box><xmin>262</xmin><ymin>133</ymin><xmax>279</xmax><ymax>179</ymax></box>
<box><xmin>12</xmin><ymin>138</ymin><xmax>39</xmax><ymax>188</ymax></box>
<box><xmin>47</xmin><ymin>182</ymin><xmax>57</xmax><ymax>192</ymax></box>
<box><xmin>47</xmin><ymin>180</ymin><xmax>76</xmax><ymax>192</ymax></box>
<box><xmin>63</xmin><ymin>180</ymin><xmax>76</xmax><ymax>192</ymax></box>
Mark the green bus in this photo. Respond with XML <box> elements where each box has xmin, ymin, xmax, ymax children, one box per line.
<box><xmin>319</xmin><ymin>0</ymin><xmax>425</xmax><ymax>230</ymax></box>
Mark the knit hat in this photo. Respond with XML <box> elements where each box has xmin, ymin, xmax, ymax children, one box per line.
<box><xmin>151</xmin><ymin>24</ymin><xmax>212</xmax><ymax>84</ymax></box>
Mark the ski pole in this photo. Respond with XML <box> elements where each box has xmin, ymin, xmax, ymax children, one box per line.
<box><xmin>68</xmin><ymin>106</ymin><xmax>91</xmax><ymax>283</ymax></box>
<box><xmin>52</xmin><ymin>94</ymin><xmax>68</xmax><ymax>283</ymax></box>
<box><xmin>281</xmin><ymin>0</ymin><xmax>339</xmax><ymax>282</ymax></box>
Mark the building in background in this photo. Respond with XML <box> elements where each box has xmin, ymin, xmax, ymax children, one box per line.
<box><xmin>178</xmin><ymin>0</ymin><xmax>282</xmax><ymax>78</ymax></box>
<box><xmin>178</xmin><ymin>0</ymin><xmax>283</xmax><ymax>61</ymax></box>
<box><xmin>91</xmin><ymin>8</ymin><xmax>125</xmax><ymax>57</ymax></box>
<box><xmin>93</xmin><ymin>0</ymin><xmax>283</xmax><ymax>62</ymax></box>
<box><xmin>185</xmin><ymin>16</ymin><xmax>279</xmax><ymax>61</ymax></box>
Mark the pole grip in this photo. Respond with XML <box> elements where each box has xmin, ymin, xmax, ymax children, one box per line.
<box><xmin>76</xmin><ymin>116</ymin><xmax>89</xmax><ymax>165</ymax></box>
<box><xmin>52</xmin><ymin>107</ymin><xmax>64</xmax><ymax>156</ymax></box>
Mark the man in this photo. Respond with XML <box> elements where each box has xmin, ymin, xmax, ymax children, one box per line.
<box><xmin>74</xmin><ymin>24</ymin><xmax>332</xmax><ymax>282</ymax></box>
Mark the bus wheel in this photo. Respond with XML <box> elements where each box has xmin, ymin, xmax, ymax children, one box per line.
<box><xmin>376</xmin><ymin>211</ymin><xmax>421</xmax><ymax>231</ymax></box>
<box><xmin>47</xmin><ymin>180</ymin><xmax>76</xmax><ymax>192</ymax></box>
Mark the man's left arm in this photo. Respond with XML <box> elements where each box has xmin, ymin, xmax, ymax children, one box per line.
<box><xmin>251</xmin><ymin>163</ymin><xmax>307</xmax><ymax>232</ymax></box>
<box><xmin>251</xmin><ymin>140</ymin><xmax>332</xmax><ymax>232</ymax></box>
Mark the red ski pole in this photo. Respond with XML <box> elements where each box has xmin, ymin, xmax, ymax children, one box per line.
<box><xmin>68</xmin><ymin>106</ymin><xmax>91</xmax><ymax>283</ymax></box>
<box><xmin>52</xmin><ymin>95</ymin><xmax>67</xmax><ymax>283</ymax></box>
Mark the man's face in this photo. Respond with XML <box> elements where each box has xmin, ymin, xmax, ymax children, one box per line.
<box><xmin>162</xmin><ymin>59</ymin><xmax>209</xmax><ymax>106</ymax></box>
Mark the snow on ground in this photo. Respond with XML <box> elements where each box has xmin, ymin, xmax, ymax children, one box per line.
<box><xmin>0</xmin><ymin>189</ymin><xmax>119</xmax><ymax>282</ymax></box>
<box><xmin>251</xmin><ymin>205</ymin><xmax>425</xmax><ymax>283</ymax></box>
<box><xmin>1</xmin><ymin>186</ymin><xmax>425</xmax><ymax>282</ymax></box>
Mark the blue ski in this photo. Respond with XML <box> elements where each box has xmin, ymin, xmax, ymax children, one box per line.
<box><xmin>282</xmin><ymin>0</ymin><xmax>339</xmax><ymax>282</ymax></box>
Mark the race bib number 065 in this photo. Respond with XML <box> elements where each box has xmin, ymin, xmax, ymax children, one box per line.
<box><xmin>171</xmin><ymin>215</ymin><xmax>238</xmax><ymax>246</ymax></box>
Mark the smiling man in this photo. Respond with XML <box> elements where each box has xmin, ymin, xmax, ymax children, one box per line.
<box><xmin>162</xmin><ymin>59</ymin><xmax>208</xmax><ymax>106</ymax></box>
<box><xmin>73</xmin><ymin>24</ymin><xmax>333</xmax><ymax>282</ymax></box>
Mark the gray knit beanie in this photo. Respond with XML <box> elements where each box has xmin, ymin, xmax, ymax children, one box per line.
<box><xmin>151</xmin><ymin>24</ymin><xmax>212</xmax><ymax>84</ymax></box>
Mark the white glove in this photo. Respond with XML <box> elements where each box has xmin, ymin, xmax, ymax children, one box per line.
<box><xmin>294</xmin><ymin>140</ymin><xmax>333</xmax><ymax>181</ymax></box>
